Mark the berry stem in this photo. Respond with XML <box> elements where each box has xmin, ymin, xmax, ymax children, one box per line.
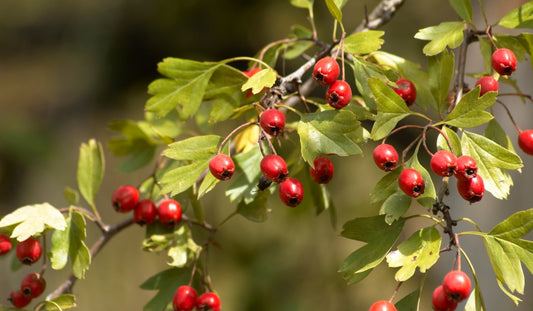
<box><xmin>217</xmin><ymin>121</ymin><xmax>257</xmax><ymax>155</ymax></box>
<box><xmin>389</xmin><ymin>281</ymin><xmax>403</xmax><ymax>303</ymax></box>
<box><xmin>496</xmin><ymin>100</ymin><xmax>522</xmax><ymax>133</ymax></box>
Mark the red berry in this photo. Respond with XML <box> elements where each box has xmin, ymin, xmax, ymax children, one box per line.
<box><xmin>398</xmin><ymin>168</ymin><xmax>425</xmax><ymax>198</ymax></box>
<box><xmin>454</xmin><ymin>155</ymin><xmax>477</xmax><ymax>180</ymax></box>
<box><xmin>260</xmin><ymin>109</ymin><xmax>285</xmax><ymax>137</ymax></box>
<box><xmin>368</xmin><ymin>300</ymin><xmax>397</xmax><ymax>311</ymax></box>
<box><xmin>0</xmin><ymin>233</ymin><xmax>12</xmax><ymax>255</ymax></box>
<box><xmin>491</xmin><ymin>48</ymin><xmax>517</xmax><ymax>76</ymax></box>
<box><xmin>112</xmin><ymin>185</ymin><xmax>139</xmax><ymax>213</ymax></box>
<box><xmin>432</xmin><ymin>285</ymin><xmax>458</xmax><ymax>311</ymax></box>
<box><xmin>134</xmin><ymin>199</ymin><xmax>157</xmax><ymax>226</ymax></box>
<box><xmin>209</xmin><ymin>154</ymin><xmax>235</xmax><ymax>181</ymax></box>
<box><xmin>21</xmin><ymin>273</ymin><xmax>46</xmax><ymax>298</ymax></box>
<box><xmin>243</xmin><ymin>68</ymin><xmax>265</xmax><ymax>98</ymax></box>
<box><xmin>16</xmin><ymin>236</ymin><xmax>42</xmax><ymax>265</ymax></box>
<box><xmin>430</xmin><ymin>150</ymin><xmax>457</xmax><ymax>177</ymax></box>
<box><xmin>326</xmin><ymin>80</ymin><xmax>352</xmax><ymax>109</ymax></box>
<box><xmin>393</xmin><ymin>78</ymin><xmax>417</xmax><ymax>106</ymax></box>
<box><xmin>8</xmin><ymin>290</ymin><xmax>32</xmax><ymax>308</ymax></box>
<box><xmin>309</xmin><ymin>157</ymin><xmax>334</xmax><ymax>184</ymax></box>
<box><xmin>278</xmin><ymin>177</ymin><xmax>304</xmax><ymax>207</ymax></box>
<box><xmin>518</xmin><ymin>130</ymin><xmax>533</xmax><ymax>155</ymax></box>
<box><xmin>442</xmin><ymin>270</ymin><xmax>472</xmax><ymax>302</ymax></box>
<box><xmin>197</xmin><ymin>292</ymin><xmax>221</xmax><ymax>311</ymax></box>
<box><xmin>373</xmin><ymin>144</ymin><xmax>399</xmax><ymax>172</ymax></box>
<box><xmin>172</xmin><ymin>285</ymin><xmax>198</xmax><ymax>311</ymax></box>
<box><xmin>260</xmin><ymin>154</ymin><xmax>289</xmax><ymax>183</ymax></box>
<box><xmin>475</xmin><ymin>76</ymin><xmax>499</xmax><ymax>96</ymax></box>
<box><xmin>312</xmin><ymin>57</ymin><xmax>340</xmax><ymax>86</ymax></box>
<box><xmin>457</xmin><ymin>175</ymin><xmax>484</xmax><ymax>203</ymax></box>
<box><xmin>158</xmin><ymin>199</ymin><xmax>182</xmax><ymax>227</ymax></box>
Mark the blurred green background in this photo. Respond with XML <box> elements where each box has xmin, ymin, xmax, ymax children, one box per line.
<box><xmin>1</xmin><ymin>0</ymin><xmax>532</xmax><ymax>310</ymax></box>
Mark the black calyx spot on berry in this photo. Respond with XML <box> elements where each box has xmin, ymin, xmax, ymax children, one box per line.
<box><xmin>502</xmin><ymin>66</ymin><xmax>513</xmax><ymax>75</ymax></box>
<box><xmin>288</xmin><ymin>197</ymin><xmax>300</xmax><ymax>207</ymax></box>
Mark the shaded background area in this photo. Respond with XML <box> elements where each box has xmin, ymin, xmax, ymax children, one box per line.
<box><xmin>1</xmin><ymin>0</ymin><xmax>532</xmax><ymax>310</ymax></box>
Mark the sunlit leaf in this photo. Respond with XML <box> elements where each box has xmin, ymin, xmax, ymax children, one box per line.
<box><xmin>497</xmin><ymin>2</ymin><xmax>533</xmax><ymax>29</ymax></box>
<box><xmin>241</xmin><ymin>68</ymin><xmax>276</xmax><ymax>95</ymax></box>
<box><xmin>0</xmin><ymin>203</ymin><xmax>67</xmax><ymax>241</ymax></box>
<box><xmin>386</xmin><ymin>227</ymin><xmax>441</xmax><ymax>281</ymax></box>
<box><xmin>444</xmin><ymin>88</ymin><xmax>497</xmax><ymax>128</ymax></box>
<box><xmin>344</xmin><ymin>31</ymin><xmax>385</xmax><ymax>55</ymax></box>
<box><xmin>436</xmin><ymin>126</ymin><xmax>462</xmax><ymax>156</ymax></box>
<box><xmin>167</xmin><ymin>226</ymin><xmax>201</xmax><ymax>267</ymax></box>
<box><xmin>414</xmin><ymin>21</ymin><xmax>464</xmax><ymax>56</ymax></box>
<box><xmin>77</xmin><ymin>139</ymin><xmax>105</xmax><ymax>208</ymax></box>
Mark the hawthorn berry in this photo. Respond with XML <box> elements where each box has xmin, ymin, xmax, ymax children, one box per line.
<box><xmin>368</xmin><ymin>300</ymin><xmax>397</xmax><ymax>311</ymax></box>
<box><xmin>309</xmin><ymin>157</ymin><xmax>334</xmax><ymax>184</ymax></box>
<box><xmin>393</xmin><ymin>78</ymin><xmax>416</xmax><ymax>106</ymax></box>
<box><xmin>518</xmin><ymin>129</ymin><xmax>533</xmax><ymax>155</ymax></box>
<box><xmin>326</xmin><ymin>80</ymin><xmax>352</xmax><ymax>109</ymax></box>
<box><xmin>398</xmin><ymin>168</ymin><xmax>425</xmax><ymax>198</ymax></box>
<box><xmin>457</xmin><ymin>175</ymin><xmax>484</xmax><ymax>203</ymax></box>
<box><xmin>442</xmin><ymin>270</ymin><xmax>472</xmax><ymax>302</ymax></box>
<box><xmin>430</xmin><ymin>150</ymin><xmax>457</xmax><ymax>177</ymax></box>
<box><xmin>260</xmin><ymin>154</ymin><xmax>289</xmax><ymax>183</ymax></box>
<box><xmin>172</xmin><ymin>285</ymin><xmax>198</xmax><ymax>311</ymax></box>
<box><xmin>432</xmin><ymin>285</ymin><xmax>458</xmax><ymax>311</ymax></box>
<box><xmin>112</xmin><ymin>185</ymin><xmax>139</xmax><ymax>213</ymax></box>
<box><xmin>21</xmin><ymin>273</ymin><xmax>46</xmax><ymax>298</ymax></box>
<box><xmin>158</xmin><ymin>199</ymin><xmax>182</xmax><ymax>227</ymax></box>
<box><xmin>197</xmin><ymin>292</ymin><xmax>221</xmax><ymax>311</ymax></box>
<box><xmin>260</xmin><ymin>109</ymin><xmax>285</xmax><ymax>137</ymax></box>
<box><xmin>16</xmin><ymin>236</ymin><xmax>42</xmax><ymax>265</ymax></box>
<box><xmin>454</xmin><ymin>155</ymin><xmax>477</xmax><ymax>180</ymax></box>
<box><xmin>278</xmin><ymin>177</ymin><xmax>304</xmax><ymax>207</ymax></box>
<box><xmin>475</xmin><ymin>76</ymin><xmax>499</xmax><ymax>96</ymax></box>
<box><xmin>0</xmin><ymin>233</ymin><xmax>12</xmax><ymax>255</ymax></box>
<box><xmin>491</xmin><ymin>48</ymin><xmax>517</xmax><ymax>76</ymax></box>
<box><xmin>8</xmin><ymin>290</ymin><xmax>32</xmax><ymax>309</ymax></box>
<box><xmin>373</xmin><ymin>144</ymin><xmax>399</xmax><ymax>172</ymax></box>
<box><xmin>134</xmin><ymin>199</ymin><xmax>158</xmax><ymax>226</ymax></box>
<box><xmin>209</xmin><ymin>154</ymin><xmax>235</xmax><ymax>181</ymax></box>
<box><xmin>312</xmin><ymin>57</ymin><xmax>340</xmax><ymax>86</ymax></box>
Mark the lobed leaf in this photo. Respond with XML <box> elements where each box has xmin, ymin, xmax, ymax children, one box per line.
<box><xmin>49</xmin><ymin>211</ymin><xmax>91</xmax><ymax>279</ymax></box>
<box><xmin>77</xmin><ymin>139</ymin><xmax>105</xmax><ymax>208</ymax></box>
<box><xmin>344</xmin><ymin>31</ymin><xmax>385</xmax><ymax>55</ymax></box>
<box><xmin>414</xmin><ymin>21</ymin><xmax>464</xmax><ymax>56</ymax></box>
<box><xmin>444</xmin><ymin>87</ymin><xmax>497</xmax><ymax>128</ymax></box>
<box><xmin>297</xmin><ymin>110</ymin><xmax>363</xmax><ymax>165</ymax></box>
<box><xmin>0</xmin><ymin>203</ymin><xmax>67</xmax><ymax>242</ymax></box>
<box><xmin>241</xmin><ymin>68</ymin><xmax>276</xmax><ymax>94</ymax></box>
<box><xmin>497</xmin><ymin>1</ymin><xmax>533</xmax><ymax>29</ymax></box>
<box><xmin>386</xmin><ymin>227</ymin><xmax>441</xmax><ymax>282</ymax></box>
<box><xmin>167</xmin><ymin>226</ymin><xmax>201</xmax><ymax>267</ymax></box>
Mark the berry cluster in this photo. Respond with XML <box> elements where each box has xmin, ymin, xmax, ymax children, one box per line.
<box><xmin>112</xmin><ymin>185</ymin><xmax>182</xmax><ymax>227</ymax></box>
<box><xmin>312</xmin><ymin>57</ymin><xmax>352</xmax><ymax>109</ymax></box>
<box><xmin>8</xmin><ymin>273</ymin><xmax>47</xmax><ymax>308</ymax></box>
<box><xmin>432</xmin><ymin>270</ymin><xmax>472</xmax><ymax>310</ymax></box>
<box><xmin>173</xmin><ymin>285</ymin><xmax>220</xmax><ymax>311</ymax></box>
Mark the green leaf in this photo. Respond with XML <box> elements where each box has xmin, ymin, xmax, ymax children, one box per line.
<box><xmin>226</xmin><ymin>146</ymin><xmax>264</xmax><ymax>204</ymax></box>
<box><xmin>380</xmin><ymin>193</ymin><xmax>412</xmax><ymax>225</ymax></box>
<box><xmin>386</xmin><ymin>227</ymin><xmax>441</xmax><ymax>281</ymax></box>
<box><xmin>465</xmin><ymin>287</ymin><xmax>484</xmax><ymax>311</ymax></box>
<box><xmin>63</xmin><ymin>187</ymin><xmax>79</xmax><ymax>206</ymax></box>
<box><xmin>436</xmin><ymin>126</ymin><xmax>462</xmax><ymax>156</ymax></box>
<box><xmin>351</xmin><ymin>57</ymin><xmax>397</xmax><ymax>110</ymax></box>
<box><xmin>197</xmin><ymin>171</ymin><xmax>220</xmax><ymax>200</ymax></box>
<box><xmin>167</xmin><ymin>226</ymin><xmax>201</xmax><ymax>267</ymax></box>
<box><xmin>49</xmin><ymin>211</ymin><xmax>91</xmax><ymax>279</ymax></box>
<box><xmin>0</xmin><ymin>203</ymin><xmax>67</xmax><ymax>241</ymax></box>
<box><xmin>414</xmin><ymin>21</ymin><xmax>464</xmax><ymax>56</ymax></box>
<box><xmin>494</xmin><ymin>34</ymin><xmax>530</xmax><ymax>62</ymax></box>
<box><xmin>449</xmin><ymin>0</ymin><xmax>473</xmax><ymax>23</ymax></box>
<box><xmin>140</xmin><ymin>268</ymin><xmax>188</xmax><ymax>311</ymax></box>
<box><xmin>340</xmin><ymin>216</ymin><xmax>405</xmax><ymax>284</ymax></box>
<box><xmin>444</xmin><ymin>87</ymin><xmax>497</xmax><ymax>128</ymax></box>
<box><xmin>325</xmin><ymin>0</ymin><xmax>342</xmax><ymax>23</ymax></box>
<box><xmin>160</xmin><ymin>135</ymin><xmax>221</xmax><ymax>196</ymax></box>
<box><xmin>461</xmin><ymin>130</ymin><xmax>523</xmax><ymax>199</ymax></box>
<box><xmin>309</xmin><ymin>182</ymin><xmax>334</xmax><ymax>216</ymax></box>
<box><xmin>428</xmin><ymin>50</ymin><xmax>455</xmax><ymax>109</ymax></box>
<box><xmin>241</xmin><ymin>68</ymin><xmax>276</xmax><ymax>94</ymax></box>
<box><xmin>497</xmin><ymin>2</ymin><xmax>533</xmax><ymax>29</ymax></box>
<box><xmin>369</xmin><ymin>77</ymin><xmax>411</xmax><ymax>114</ymax></box>
<box><xmin>344</xmin><ymin>31</ymin><xmax>385</xmax><ymax>55</ymax></box>
<box><xmin>395</xmin><ymin>288</ymin><xmax>420</xmax><ymax>311</ymax></box>
<box><xmin>405</xmin><ymin>147</ymin><xmax>436</xmax><ymax>209</ymax></box>
<box><xmin>290</xmin><ymin>0</ymin><xmax>313</xmax><ymax>9</ymax></box>
<box><xmin>370</xmin><ymin>167</ymin><xmax>402</xmax><ymax>203</ymax></box>
<box><xmin>237</xmin><ymin>190</ymin><xmax>271</xmax><ymax>222</ymax></box>
<box><xmin>146</xmin><ymin>58</ymin><xmax>220</xmax><ymax>118</ymax></box>
<box><xmin>371</xmin><ymin>113</ymin><xmax>410</xmax><ymax>141</ymax></box>
<box><xmin>371</xmin><ymin>51</ymin><xmax>437</xmax><ymax>110</ymax></box>
<box><xmin>520</xmin><ymin>33</ymin><xmax>533</xmax><ymax>71</ymax></box>
<box><xmin>297</xmin><ymin>110</ymin><xmax>363</xmax><ymax>165</ymax></box>
<box><xmin>77</xmin><ymin>139</ymin><xmax>104</xmax><ymax>208</ymax></box>
<box><xmin>38</xmin><ymin>294</ymin><xmax>77</xmax><ymax>311</ymax></box>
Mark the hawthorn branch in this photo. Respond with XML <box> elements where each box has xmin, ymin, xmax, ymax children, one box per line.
<box><xmin>355</xmin><ymin>0</ymin><xmax>406</xmax><ymax>32</ymax></box>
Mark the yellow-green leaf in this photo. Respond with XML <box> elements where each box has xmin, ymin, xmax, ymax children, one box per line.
<box><xmin>414</xmin><ymin>21</ymin><xmax>464</xmax><ymax>56</ymax></box>
<box><xmin>0</xmin><ymin>203</ymin><xmax>67</xmax><ymax>241</ymax></box>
